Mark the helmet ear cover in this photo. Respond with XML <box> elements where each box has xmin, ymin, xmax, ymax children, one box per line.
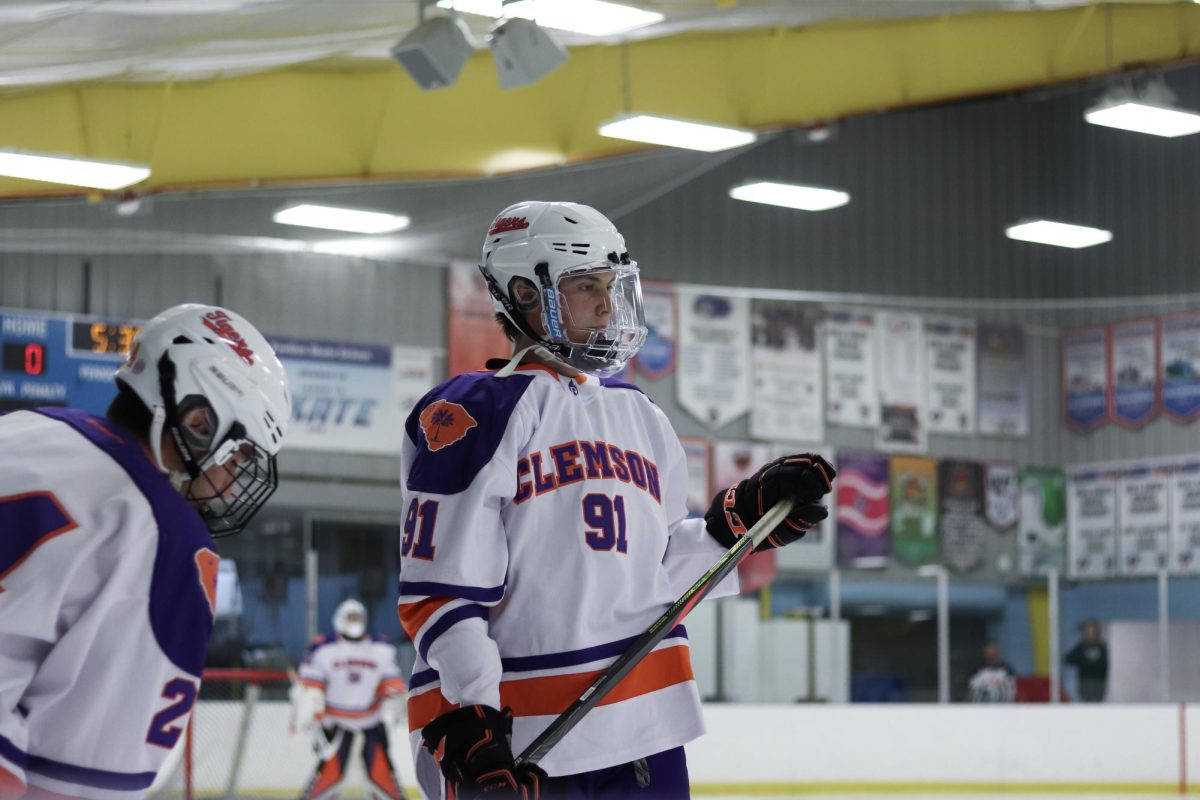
<box><xmin>509</xmin><ymin>276</ymin><xmax>540</xmax><ymax>312</ymax></box>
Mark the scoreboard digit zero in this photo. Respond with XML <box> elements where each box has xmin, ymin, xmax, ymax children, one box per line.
<box><xmin>0</xmin><ymin>308</ymin><xmax>141</xmax><ymax>414</ymax></box>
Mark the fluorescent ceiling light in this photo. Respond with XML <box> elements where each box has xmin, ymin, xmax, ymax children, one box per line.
<box><xmin>1005</xmin><ymin>219</ymin><xmax>1112</xmax><ymax>249</ymax></box>
<box><xmin>1084</xmin><ymin>101</ymin><xmax>1200</xmax><ymax>138</ymax></box>
<box><xmin>0</xmin><ymin>149</ymin><xmax>150</xmax><ymax>190</ymax></box>
<box><xmin>728</xmin><ymin>181</ymin><xmax>850</xmax><ymax>212</ymax></box>
<box><xmin>438</xmin><ymin>0</ymin><xmax>662</xmax><ymax>36</ymax></box>
<box><xmin>273</xmin><ymin>204</ymin><xmax>411</xmax><ymax>234</ymax></box>
<box><xmin>599</xmin><ymin>114</ymin><xmax>757</xmax><ymax>152</ymax></box>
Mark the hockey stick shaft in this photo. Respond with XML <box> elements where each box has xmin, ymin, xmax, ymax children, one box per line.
<box><xmin>515</xmin><ymin>498</ymin><xmax>795</xmax><ymax>769</ymax></box>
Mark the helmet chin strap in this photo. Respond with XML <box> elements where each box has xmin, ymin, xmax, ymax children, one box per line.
<box><xmin>495</xmin><ymin>343</ymin><xmax>564</xmax><ymax>378</ymax></box>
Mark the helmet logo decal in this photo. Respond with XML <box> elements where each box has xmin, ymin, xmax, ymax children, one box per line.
<box><xmin>195</xmin><ymin>548</ymin><xmax>220</xmax><ymax>615</ymax></box>
<box><xmin>488</xmin><ymin>215</ymin><xmax>530</xmax><ymax>236</ymax></box>
<box><xmin>202</xmin><ymin>310</ymin><xmax>256</xmax><ymax>366</ymax></box>
<box><xmin>419</xmin><ymin>399</ymin><xmax>478</xmax><ymax>452</ymax></box>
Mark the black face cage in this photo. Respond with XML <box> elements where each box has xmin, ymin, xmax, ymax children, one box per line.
<box><xmin>185</xmin><ymin>444</ymin><xmax>279</xmax><ymax>538</ymax></box>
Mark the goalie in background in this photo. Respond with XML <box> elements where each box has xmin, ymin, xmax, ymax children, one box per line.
<box><xmin>292</xmin><ymin>599</ymin><xmax>409</xmax><ymax>800</ymax></box>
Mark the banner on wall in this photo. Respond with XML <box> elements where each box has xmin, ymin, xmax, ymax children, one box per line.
<box><xmin>750</xmin><ymin>300</ymin><xmax>823</xmax><ymax>443</ymax></box>
<box><xmin>1018</xmin><ymin>467</ymin><xmax>1066</xmax><ymax>576</ymax></box>
<box><xmin>447</xmin><ymin>260</ymin><xmax>510</xmax><ymax>377</ymax></box>
<box><xmin>939</xmin><ymin>460</ymin><xmax>987</xmax><ymax>573</ymax></box>
<box><xmin>1066</xmin><ymin>466</ymin><xmax>1118</xmax><ymax>579</ymax></box>
<box><xmin>1171</xmin><ymin>460</ymin><xmax>1200</xmax><ymax>574</ymax></box>
<box><xmin>392</xmin><ymin>345</ymin><xmax>437</xmax><ymax>421</ymax></box>
<box><xmin>890</xmin><ymin>455</ymin><xmax>939</xmax><ymax>567</ymax></box>
<box><xmin>677</xmin><ymin>294</ymin><xmax>751</xmax><ymax>429</ymax></box>
<box><xmin>270</xmin><ymin>336</ymin><xmax>405</xmax><ymax>455</ymax></box>
<box><xmin>1109</xmin><ymin>318</ymin><xmax>1160</xmax><ymax>429</ymax></box>
<box><xmin>1062</xmin><ymin>326</ymin><xmax>1110</xmax><ymax>433</ymax></box>
<box><xmin>636</xmin><ymin>281</ymin><xmax>677</xmax><ymax>381</ymax></box>
<box><xmin>985</xmin><ymin>462</ymin><xmax>1020</xmax><ymax>532</ymax></box>
<box><xmin>924</xmin><ymin>317</ymin><xmax>976</xmax><ymax>436</ymax></box>
<box><xmin>836</xmin><ymin>450</ymin><xmax>890</xmax><ymax>568</ymax></box>
<box><xmin>876</xmin><ymin>312</ymin><xmax>927</xmax><ymax>453</ymax></box>
<box><xmin>770</xmin><ymin>443</ymin><xmax>836</xmax><ymax>572</ymax></box>
<box><xmin>1161</xmin><ymin>311</ymin><xmax>1200</xmax><ymax>422</ymax></box>
<box><xmin>678</xmin><ymin>436</ymin><xmax>712</xmax><ymax>519</ymax></box>
<box><xmin>823</xmin><ymin>309</ymin><xmax>879</xmax><ymax>429</ymax></box>
<box><xmin>713</xmin><ymin>440</ymin><xmax>774</xmax><ymax>592</ymax></box>
<box><xmin>1117</xmin><ymin>463</ymin><xmax>1172</xmax><ymax>576</ymax></box>
<box><xmin>977</xmin><ymin>322</ymin><xmax>1029</xmax><ymax>437</ymax></box>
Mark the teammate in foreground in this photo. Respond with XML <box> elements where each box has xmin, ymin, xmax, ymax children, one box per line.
<box><xmin>292</xmin><ymin>599</ymin><xmax>409</xmax><ymax>800</ymax></box>
<box><xmin>0</xmin><ymin>303</ymin><xmax>289</xmax><ymax>799</ymax></box>
<box><xmin>398</xmin><ymin>201</ymin><xmax>836</xmax><ymax>799</ymax></box>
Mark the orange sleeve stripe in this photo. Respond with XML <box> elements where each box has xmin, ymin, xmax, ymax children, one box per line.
<box><xmin>399</xmin><ymin>597</ymin><xmax>455</xmax><ymax>640</ymax></box>
<box><xmin>299</xmin><ymin>678</ymin><xmax>325</xmax><ymax>689</ymax></box>
<box><xmin>0</xmin><ymin>764</ymin><xmax>24</xmax><ymax>798</ymax></box>
<box><xmin>378</xmin><ymin>677</ymin><xmax>407</xmax><ymax>696</ymax></box>
<box><xmin>408</xmin><ymin>644</ymin><xmax>693</xmax><ymax>731</ymax></box>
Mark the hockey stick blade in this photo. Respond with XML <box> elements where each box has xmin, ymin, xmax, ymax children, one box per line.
<box><xmin>515</xmin><ymin>497</ymin><xmax>795</xmax><ymax>769</ymax></box>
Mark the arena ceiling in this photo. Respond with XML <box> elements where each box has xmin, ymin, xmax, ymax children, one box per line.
<box><xmin>0</xmin><ymin>0</ymin><xmax>1195</xmax><ymax>196</ymax></box>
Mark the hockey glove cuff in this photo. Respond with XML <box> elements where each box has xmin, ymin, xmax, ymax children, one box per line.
<box><xmin>421</xmin><ymin>705</ymin><xmax>546</xmax><ymax>800</ymax></box>
<box><xmin>705</xmin><ymin>453</ymin><xmax>836</xmax><ymax>551</ymax></box>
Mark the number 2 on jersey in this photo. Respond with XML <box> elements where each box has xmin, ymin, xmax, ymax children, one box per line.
<box><xmin>146</xmin><ymin>678</ymin><xmax>198</xmax><ymax>749</ymax></box>
<box><xmin>402</xmin><ymin>498</ymin><xmax>439</xmax><ymax>560</ymax></box>
<box><xmin>0</xmin><ymin>492</ymin><xmax>78</xmax><ymax>592</ymax></box>
<box><xmin>583</xmin><ymin>493</ymin><xmax>627</xmax><ymax>553</ymax></box>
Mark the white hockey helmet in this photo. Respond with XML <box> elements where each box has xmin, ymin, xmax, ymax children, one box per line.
<box><xmin>480</xmin><ymin>201</ymin><xmax>647</xmax><ymax>377</ymax></box>
<box><xmin>333</xmin><ymin>599</ymin><xmax>367</xmax><ymax>640</ymax></box>
<box><xmin>116</xmin><ymin>303</ymin><xmax>290</xmax><ymax>537</ymax></box>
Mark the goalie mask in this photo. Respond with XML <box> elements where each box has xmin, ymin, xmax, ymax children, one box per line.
<box><xmin>481</xmin><ymin>201</ymin><xmax>647</xmax><ymax>377</ymax></box>
<box><xmin>334</xmin><ymin>599</ymin><xmax>367</xmax><ymax>640</ymax></box>
<box><xmin>116</xmin><ymin>304</ymin><xmax>290</xmax><ymax>537</ymax></box>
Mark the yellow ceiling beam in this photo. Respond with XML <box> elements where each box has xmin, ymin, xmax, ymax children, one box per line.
<box><xmin>0</xmin><ymin>2</ymin><xmax>1196</xmax><ymax>197</ymax></box>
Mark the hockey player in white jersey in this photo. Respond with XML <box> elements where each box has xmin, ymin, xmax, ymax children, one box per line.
<box><xmin>0</xmin><ymin>303</ymin><xmax>290</xmax><ymax>799</ymax></box>
<box><xmin>292</xmin><ymin>599</ymin><xmax>409</xmax><ymax>800</ymax></box>
<box><xmin>399</xmin><ymin>201</ymin><xmax>836</xmax><ymax>799</ymax></box>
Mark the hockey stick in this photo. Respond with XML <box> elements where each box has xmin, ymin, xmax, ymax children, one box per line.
<box><xmin>515</xmin><ymin>498</ymin><xmax>795</xmax><ymax>769</ymax></box>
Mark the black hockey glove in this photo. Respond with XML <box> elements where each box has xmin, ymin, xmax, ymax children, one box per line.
<box><xmin>421</xmin><ymin>705</ymin><xmax>546</xmax><ymax>800</ymax></box>
<box><xmin>705</xmin><ymin>453</ymin><xmax>836</xmax><ymax>551</ymax></box>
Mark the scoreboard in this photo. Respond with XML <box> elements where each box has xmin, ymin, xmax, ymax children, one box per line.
<box><xmin>0</xmin><ymin>308</ymin><xmax>141</xmax><ymax>414</ymax></box>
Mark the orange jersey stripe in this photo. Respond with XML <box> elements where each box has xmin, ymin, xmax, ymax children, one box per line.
<box><xmin>398</xmin><ymin>597</ymin><xmax>455</xmax><ymax>640</ymax></box>
<box><xmin>407</xmin><ymin>644</ymin><xmax>693</xmax><ymax>731</ymax></box>
<box><xmin>298</xmin><ymin>678</ymin><xmax>325</xmax><ymax>690</ymax></box>
<box><xmin>322</xmin><ymin>700</ymin><xmax>382</xmax><ymax>719</ymax></box>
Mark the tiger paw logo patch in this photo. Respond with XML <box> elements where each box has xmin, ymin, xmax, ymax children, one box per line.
<box><xmin>419</xmin><ymin>399</ymin><xmax>477</xmax><ymax>452</ymax></box>
<box><xmin>195</xmin><ymin>548</ymin><xmax>219</xmax><ymax>615</ymax></box>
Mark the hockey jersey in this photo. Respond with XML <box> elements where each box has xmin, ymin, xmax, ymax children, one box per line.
<box><xmin>0</xmin><ymin>408</ymin><xmax>217</xmax><ymax>799</ymax></box>
<box><xmin>398</xmin><ymin>365</ymin><xmax>735</xmax><ymax>785</ymax></box>
<box><xmin>298</xmin><ymin>635</ymin><xmax>406</xmax><ymax>731</ymax></box>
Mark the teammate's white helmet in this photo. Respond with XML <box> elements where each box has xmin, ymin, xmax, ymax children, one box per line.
<box><xmin>116</xmin><ymin>303</ymin><xmax>290</xmax><ymax>537</ymax></box>
<box><xmin>480</xmin><ymin>201</ymin><xmax>647</xmax><ymax>377</ymax></box>
<box><xmin>333</xmin><ymin>599</ymin><xmax>367</xmax><ymax>640</ymax></box>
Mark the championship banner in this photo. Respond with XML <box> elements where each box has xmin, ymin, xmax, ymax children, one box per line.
<box><xmin>1018</xmin><ymin>467</ymin><xmax>1066</xmax><ymax>576</ymax></box>
<box><xmin>713</xmin><ymin>440</ymin><xmax>774</xmax><ymax>593</ymax></box>
<box><xmin>635</xmin><ymin>280</ymin><xmax>677</xmax><ymax>381</ymax></box>
<box><xmin>836</xmin><ymin>450</ymin><xmax>890</xmax><ymax>568</ymax></box>
<box><xmin>876</xmin><ymin>312</ymin><xmax>927</xmax><ymax>453</ymax></box>
<box><xmin>447</xmin><ymin>260</ymin><xmax>510</xmax><ymax>377</ymax></box>
<box><xmin>270</xmin><ymin>336</ymin><xmax>404</xmax><ymax>455</ymax></box>
<box><xmin>677</xmin><ymin>294</ymin><xmax>751</xmax><ymax>429</ymax></box>
<box><xmin>771</xmin><ymin>443</ymin><xmax>836</xmax><ymax>572</ymax></box>
<box><xmin>938</xmin><ymin>460</ymin><xmax>987</xmax><ymax>573</ymax></box>
<box><xmin>823</xmin><ymin>309</ymin><xmax>879</xmax><ymax>429</ymax></box>
<box><xmin>890</xmin><ymin>455</ymin><xmax>938</xmax><ymax>567</ymax></box>
<box><xmin>750</xmin><ymin>300</ymin><xmax>823</xmax><ymax>444</ymax></box>
<box><xmin>977</xmin><ymin>322</ymin><xmax>1029</xmax><ymax>437</ymax></box>
<box><xmin>1062</xmin><ymin>326</ymin><xmax>1110</xmax><ymax>433</ymax></box>
<box><xmin>1161</xmin><ymin>311</ymin><xmax>1200</xmax><ymax>422</ymax></box>
<box><xmin>1170</xmin><ymin>459</ymin><xmax>1200</xmax><ymax>574</ymax></box>
<box><xmin>985</xmin><ymin>462</ymin><xmax>1020</xmax><ymax>532</ymax></box>
<box><xmin>1109</xmin><ymin>318</ymin><xmax>1160</xmax><ymax>428</ymax></box>
<box><xmin>1066</xmin><ymin>466</ymin><xmax>1118</xmax><ymax>579</ymax></box>
<box><xmin>1117</xmin><ymin>462</ymin><xmax>1172</xmax><ymax>576</ymax></box>
<box><xmin>925</xmin><ymin>317</ymin><xmax>976</xmax><ymax>436</ymax></box>
<box><xmin>678</xmin><ymin>436</ymin><xmax>712</xmax><ymax>519</ymax></box>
